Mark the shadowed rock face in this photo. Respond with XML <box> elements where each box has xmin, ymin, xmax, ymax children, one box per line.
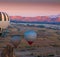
<box><xmin>0</xmin><ymin>27</ymin><xmax>2</xmax><ymax>36</ymax></box>
<box><xmin>1</xmin><ymin>44</ymin><xmax>16</xmax><ymax>57</ymax></box>
<box><xmin>0</xmin><ymin>33</ymin><xmax>2</xmax><ymax>36</ymax></box>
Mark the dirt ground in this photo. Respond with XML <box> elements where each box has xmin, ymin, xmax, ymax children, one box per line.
<box><xmin>0</xmin><ymin>24</ymin><xmax>60</xmax><ymax>57</ymax></box>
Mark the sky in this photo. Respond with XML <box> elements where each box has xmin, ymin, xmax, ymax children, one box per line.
<box><xmin>0</xmin><ymin>0</ymin><xmax>60</xmax><ymax>17</ymax></box>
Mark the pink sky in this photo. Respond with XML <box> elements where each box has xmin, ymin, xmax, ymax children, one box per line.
<box><xmin>0</xmin><ymin>2</ymin><xmax>60</xmax><ymax>17</ymax></box>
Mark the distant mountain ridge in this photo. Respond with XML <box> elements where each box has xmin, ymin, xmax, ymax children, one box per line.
<box><xmin>10</xmin><ymin>15</ymin><xmax>60</xmax><ymax>24</ymax></box>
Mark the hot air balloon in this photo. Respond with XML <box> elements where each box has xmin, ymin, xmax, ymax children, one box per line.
<box><xmin>11</xmin><ymin>35</ymin><xmax>21</xmax><ymax>48</ymax></box>
<box><xmin>0</xmin><ymin>12</ymin><xmax>10</xmax><ymax>36</ymax></box>
<box><xmin>24</xmin><ymin>30</ymin><xmax>37</xmax><ymax>45</ymax></box>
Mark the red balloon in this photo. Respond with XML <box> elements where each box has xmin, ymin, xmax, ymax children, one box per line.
<box><xmin>28</xmin><ymin>41</ymin><xmax>33</xmax><ymax>45</ymax></box>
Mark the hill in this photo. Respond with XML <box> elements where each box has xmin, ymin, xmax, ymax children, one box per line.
<box><xmin>10</xmin><ymin>15</ymin><xmax>60</xmax><ymax>25</ymax></box>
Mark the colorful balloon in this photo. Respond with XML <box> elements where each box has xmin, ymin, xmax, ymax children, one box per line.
<box><xmin>24</xmin><ymin>30</ymin><xmax>37</xmax><ymax>45</ymax></box>
<box><xmin>11</xmin><ymin>35</ymin><xmax>21</xmax><ymax>48</ymax></box>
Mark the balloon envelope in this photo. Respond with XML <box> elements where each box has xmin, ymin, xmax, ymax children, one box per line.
<box><xmin>11</xmin><ymin>35</ymin><xmax>21</xmax><ymax>48</ymax></box>
<box><xmin>0</xmin><ymin>12</ymin><xmax>10</xmax><ymax>29</ymax></box>
<box><xmin>24</xmin><ymin>30</ymin><xmax>37</xmax><ymax>45</ymax></box>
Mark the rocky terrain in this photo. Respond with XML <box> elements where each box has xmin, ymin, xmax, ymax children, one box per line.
<box><xmin>0</xmin><ymin>23</ymin><xmax>60</xmax><ymax>57</ymax></box>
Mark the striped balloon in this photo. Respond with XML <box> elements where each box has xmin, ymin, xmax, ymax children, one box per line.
<box><xmin>0</xmin><ymin>12</ymin><xmax>10</xmax><ymax>30</ymax></box>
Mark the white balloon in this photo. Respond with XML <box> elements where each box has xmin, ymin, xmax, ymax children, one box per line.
<box><xmin>24</xmin><ymin>30</ymin><xmax>37</xmax><ymax>41</ymax></box>
<box><xmin>0</xmin><ymin>12</ymin><xmax>10</xmax><ymax>30</ymax></box>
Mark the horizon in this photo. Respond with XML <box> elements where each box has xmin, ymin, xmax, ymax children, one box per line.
<box><xmin>9</xmin><ymin>14</ymin><xmax>60</xmax><ymax>17</ymax></box>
